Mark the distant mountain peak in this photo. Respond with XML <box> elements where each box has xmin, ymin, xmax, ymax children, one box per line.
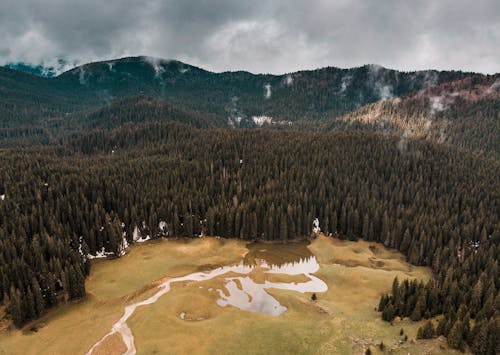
<box><xmin>3</xmin><ymin>58</ymin><xmax>73</xmax><ymax>77</ymax></box>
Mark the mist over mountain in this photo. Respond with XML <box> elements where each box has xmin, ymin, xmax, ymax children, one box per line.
<box><xmin>2</xmin><ymin>55</ymin><xmax>486</xmax><ymax>149</ymax></box>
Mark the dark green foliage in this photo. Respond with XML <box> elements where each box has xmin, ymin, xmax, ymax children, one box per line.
<box><xmin>0</xmin><ymin>121</ymin><xmax>498</xmax><ymax>345</ymax></box>
<box><xmin>417</xmin><ymin>321</ymin><xmax>435</xmax><ymax>339</ymax></box>
<box><xmin>382</xmin><ymin>303</ymin><xmax>396</xmax><ymax>322</ymax></box>
<box><xmin>0</xmin><ymin>57</ymin><xmax>473</xmax><ymax>147</ymax></box>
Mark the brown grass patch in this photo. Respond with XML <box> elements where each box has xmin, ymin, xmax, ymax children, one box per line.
<box><xmin>90</xmin><ymin>333</ymin><xmax>127</xmax><ymax>355</ymax></box>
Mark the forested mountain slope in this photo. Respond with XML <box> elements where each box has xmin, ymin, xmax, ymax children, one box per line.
<box><xmin>83</xmin><ymin>95</ymin><xmax>222</xmax><ymax>129</ymax></box>
<box><xmin>331</xmin><ymin>74</ymin><xmax>500</xmax><ymax>157</ymax></box>
<box><xmin>0</xmin><ymin>123</ymin><xmax>498</xmax><ymax>352</ymax></box>
<box><xmin>1</xmin><ymin>57</ymin><xmax>474</xmax><ymax>146</ymax></box>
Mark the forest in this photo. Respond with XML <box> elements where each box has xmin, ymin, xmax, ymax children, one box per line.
<box><xmin>0</xmin><ymin>121</ymin><xmax>498</xmax><ymax>353</ymax></box>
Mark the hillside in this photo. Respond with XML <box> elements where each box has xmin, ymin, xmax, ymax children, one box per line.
<box><xmin>330</xmin><ymin>74</ymin><xmax>500</xmax><ymax>156</ymax></box>
<box><xmin>0</xmin><ymin>56</ymin><xmax>476</xmax><ymax>147</ymax></box>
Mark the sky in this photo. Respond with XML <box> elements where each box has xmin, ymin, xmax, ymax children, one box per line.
<box><xmin>1</xmin><ymin>0</ymin><xmax>499</xmax><ymax>75</ymax></box>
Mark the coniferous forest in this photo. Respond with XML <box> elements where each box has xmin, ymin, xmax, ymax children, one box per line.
<box><xmin>0</xmin><ymin>121</ymin><xmax>498</xmax><ymax>353</ymax></box>
<box><xmin>0</xmin><ymin>56</ymin><xmax>499</xmax><ymax>354</ymax></box>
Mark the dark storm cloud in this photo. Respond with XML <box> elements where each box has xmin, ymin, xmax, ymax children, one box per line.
<box><xmin>0</xmin><ymin>0</ymin><xmax>498</xmax><ymax>74</ymax></box>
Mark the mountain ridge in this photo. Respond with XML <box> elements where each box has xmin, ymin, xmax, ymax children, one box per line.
<box><xmin>0</xmin><ymin>55</ymin><xmax>496</xmax><ymax>154</ymax></box>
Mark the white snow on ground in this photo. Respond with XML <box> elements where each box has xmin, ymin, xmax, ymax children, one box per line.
<box><xmin>78</xmin><ymin>236</ymin><xmax>85</xmax><ymax>259</ymax></box>
<box><xmin>284</xmin><ymin>74</ymin><xmax>293</xmax><ymax>86</ymax></box>
<box><xmin>0</xmin><ymin>194</ymin><xmax>4</xmax><ymax>201</ymax></box>
<box><xmin>133</xmin><ymin>226</ymin><xmax>141</xmax><ymax>241</ymax></box>
<box><xmin>136</xmin><ymin>235</ymin><xmax>151</xmax><ymax>243</ymax></box>
<box><xmin>252</xmin><ymin>115</ymin><xmax>273</xmax><ymax>126</ymax></box>
<box><xmin>312</xmin><ymin>218</ymin><xmax>321</xmax><ymax>234</ymax></box>
<box><xmin>118</xmin><ymin>234</ymin><xmax>129</xmax><ymax>257</ymax></box>
<box><xmin>87</xmin><ymin>247</ymin><xmax>114</xmax><ymax>260</ymax></box>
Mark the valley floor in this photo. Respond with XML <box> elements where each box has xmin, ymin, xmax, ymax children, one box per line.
<box><xmin>0</xmin><ymin>235</ymin><xmax>464</xmax><ymax>354</ymax></box>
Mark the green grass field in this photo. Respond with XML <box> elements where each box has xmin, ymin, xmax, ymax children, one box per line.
<box><xmin>0</xmin><ymin>236</ymin><xmax>464</xmax><ymax>354</ymax></box>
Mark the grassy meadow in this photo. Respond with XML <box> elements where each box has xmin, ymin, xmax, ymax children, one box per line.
<box><xmin>0</xmin><ymin>235</ymin><xmax>464</xmax><ymax>354</ymax></box>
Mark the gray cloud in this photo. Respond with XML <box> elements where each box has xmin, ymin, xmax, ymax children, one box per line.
<box><xmin>0</xmin><ymin>0</ymin><xmax>498</xmax><ymax>74</ymax></box>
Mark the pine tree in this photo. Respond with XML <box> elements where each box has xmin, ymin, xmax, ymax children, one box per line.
<box><xmin>382</xmin><ymin>303</ymin><xmax>395</xmax><ymax>322</ymax></box>
<box><xmin>8</xmin><ymin>287</ymin><xmax>23</xmax><ymax>327</ymax></box>
<box><xmin>447</xmin><ymin>320</ymin><xmax>464</xmax><ymax>350</ymax></box>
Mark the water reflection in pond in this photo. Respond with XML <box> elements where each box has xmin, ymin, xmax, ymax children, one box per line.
<box><xmin>244</xmin><ymin>241</ymin><xmax>314</xmax><ymax>267</ymax></box>
<box><xmin>216</xmin><ymin>254</ymin><xmax>327</xmax><ymax>316</ymax></box>
<box><xmin>216</xmin><ymin>242</ymin><xmax>327</xmax><ymax>316</ymax></box>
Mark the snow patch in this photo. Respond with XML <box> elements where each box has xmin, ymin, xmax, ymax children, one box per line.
<box><xmin>136</xmin><ymin>235</ymin><xmax>151</xmax><ymax>243</ymax></box>
<box><xmin>252</xmin><ymin>116</ymin><xmax>273</xmax><ymax>126</ymax></box>
<box><xmin>312</xmin><ymin>218</ymin><xmax>321</xmax><ymax>234</ymax></box>
<box><xmin>133</xmin><ymin>225</ymin><xmax>151</xmax><ymax>243</ymax></box>
<box><xmin>87</xmin><ymin>247</ymin><xmax>114</xmax><ymax>260</ymax></box>
<box><xmin>118</xmin><ymin>234</ymin><xmax>129</xmax><ymax>257</ymax></box>
<box><xmin>133</xmin><ymin>226</ymin><xmax>141</xmax><ymax>241</ymax></box>
<box><xmin>284</xmin><ymin>75</ymin><xmax>293</xmax><ymax>86</ymax></box>
<box><xmin>0</xmin><ymin>194</ymin><xmax>4</xmax><ymax>201</ymax></box>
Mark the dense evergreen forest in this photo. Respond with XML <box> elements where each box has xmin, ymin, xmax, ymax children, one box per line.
<box><xmin>0</xmin><ymin>57</ymin><xmax>499</xmax><ymax>354</ymax></box>
<box><xmin>0</xmin><ymin>122</ymin><xmax>498</xmax><ymax>353</ymax></box>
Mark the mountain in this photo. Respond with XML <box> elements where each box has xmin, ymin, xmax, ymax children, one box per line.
<box><xmin>330</xmin><ymin>74</ymin><xmax>500</xmax><ymax>156</ymax></box>
<box><xmin>52</xmin><ymin>57</ymin><xmax>470</xmax><ymax>122</ymax></box>
<box><xmin>3</xmin><ymin>59</ymin><xmax>70</xmax><ymax>77</ymax></box>
<box><xmin>3</xmin><ymin>63</ymin><xmax>55</xmax><ymax>77</ymax></box>
<box><xmin>1</xmin><ymin>57</ymin><xmax>499</xmax><ymax>353</ymax></box>
<box><xmin>1</xmin><ymin>56</ymin><xmax>498</xmax><ymax>155</ymax></box>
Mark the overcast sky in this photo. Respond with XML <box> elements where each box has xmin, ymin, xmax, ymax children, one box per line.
<box><xmin>1</xmin><ymin>0</ymin><xmax>498</xmax><ymax>74</ymax></box>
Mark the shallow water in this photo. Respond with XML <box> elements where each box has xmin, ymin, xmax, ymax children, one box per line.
<box><xmin>87</xmin><ymin>242</ymin><xmax>327</xmax><ymax>355</ymax></box>
<box><xmin>216</xmin><ymin>256</ymin><xmax>327</xmax><ymax>316</ymax></box>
